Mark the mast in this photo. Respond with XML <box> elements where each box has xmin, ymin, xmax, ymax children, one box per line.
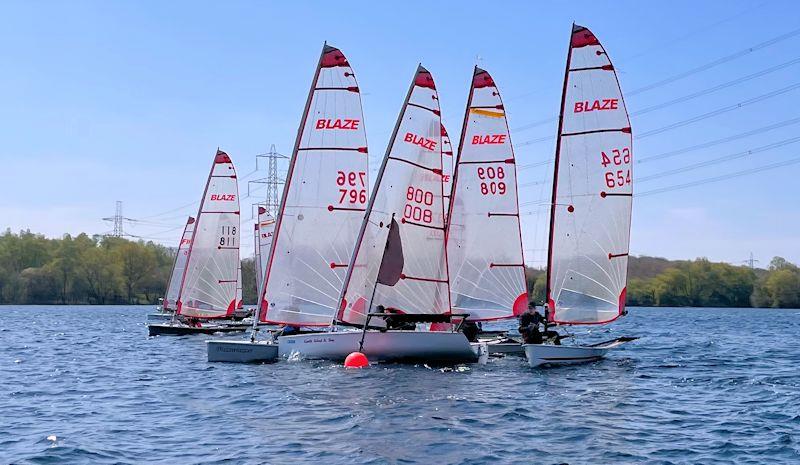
<box><xmin>545</xmin><ymin>23</ymin><xmax>576</xmax><ymax>324</ymax></box>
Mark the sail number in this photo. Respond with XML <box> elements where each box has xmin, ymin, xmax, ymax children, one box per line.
<box><xmin>477</xmin><ymin>166</ymin><xmax>507</xmax><ymax>196</ymax></box>
<box><xmin>404</xmin><ymin>186</ymin><xmax>434</xmax><ymax>223</ymax></box>
<box><xmin>336</xmin><ymin>171</ymin><xmax>367</xmax><ymax>204</ymax></box>
<box><xmin>219</xmin><ymin>226</ymin><xmax>237</xmax><ymax>247</ymax></box>
<box><xmin>600</xmin><ymin>148</ymin><xmax>631</xmax><ymax>189</ymax></box>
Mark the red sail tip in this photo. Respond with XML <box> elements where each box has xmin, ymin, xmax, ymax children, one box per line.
<box><xmin>187</xmin><ymin>217</ymin><xmax>195</xmax><ymax>224</ymax></box>
<box><xmin>415</xmin><ymin>68</ymin><xmax>436</xmax><ymax>89</ymax></box>
<box><xmin>258</xmin><ymin>206</ymin><xmax>266</xmax><ymax>215</ymax></box>
<box><xmin>321</xmin><ymin>47</ymin><xmax>349</xmax><ymax>68</ymax></box>
<box><xmin>571</xmin><ymin>25</ymin><xmax>600</xmax><ymax>48</ymax></box>
<box><xmin>215</xmin><ymin>151</ymin><xmax>231</xmax><ymax>164</ymax></box>
<box><xmin>440</xmin><ymin>125</ymin><xmax>449</xmax><ymax>137</ymax></box>
<box><xmin>473</xmin><ymin>68</ymin><xmax>496</xmax><ymax>89</ymax></box>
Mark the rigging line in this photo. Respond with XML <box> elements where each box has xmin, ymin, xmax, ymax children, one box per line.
<box><xmin>639</xmin><ymin>82</ymin><xmax>800</xmax><ymax>138</ymax></box>
<box><xmin>511</xmin><ymin>24</ymin><xmax>800</xmax><ymax>132</ymax></box>
<box><xmin>631</xmin><ymin>57</ymin><xmax>800</xmax><ymax>117</ymax></box>
<box><xmin>629</xmin><ymin>25</ymin><xmax>800</xmax><ymax>97</ymax></box>
<box><xmin>638</xmin><ymin>136</ymin><xmax>800</xmax><ymax>182</ymax></box>
<box><xmin>638</xmin><ymin>156</ymin><xmax>800</xmax><ymax>197</ymax></box>
<box><xmin>638</xmin><ymin>116</ymin><xmax>800</xmax><ymax>164</ymax></box>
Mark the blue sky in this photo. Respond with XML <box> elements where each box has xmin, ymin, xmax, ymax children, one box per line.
<box><xmin>1</xmin><ymin>0</ymin><xmax>798</xmax><ymax>266</ymax></box>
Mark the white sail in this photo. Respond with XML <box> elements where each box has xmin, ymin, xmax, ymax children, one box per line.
<box><xmin>254</xmin><ymin>222</ymin><xmax>262</xmax><ymax>299</ymax></box>
<box><xmin>259</xmin><ymin>44</ymin><xmax>368</xmax><ymax>326</ymax></box>
<box><xmin>447</xmin><ymin>67</ymin><xmax>528</xmax><ymax>321</ymax></box>
<box><xmin>163</xmin><ymin>216</ymin><xmax>195</xmax><ymax>311</ymax></box>
<box><xmin>236</xmin><ymin>263</ymin><xmax>243</xmax><ymax>310</ymax></box>
<box><xmin>255</xmin><ymin>206</ymin><xmax>275</xmax><ymax>299</ymax></box>
<box><xmin>441</xmin><ymin>124</ymin><xmax>454</xmax><ymax>224</ymax></box>
<box><xmin>177</xmin><ymin>150</ymin><xmax>241</xmax><ymax>319</ymax></box>
<box><xmin>337</xmin><ymin>65</ymin><xmax>450</xmax><ymax>326</ymax></box>
<box><xmin>547</xmin><ymin>24</ymin><xmax>633</xmax><ymax>324</ymax></box>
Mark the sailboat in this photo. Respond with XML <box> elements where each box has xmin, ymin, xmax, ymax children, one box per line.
<box><xmin>148</xmin><ymin>150</ymin><xmax>249</xmax><ymax>336</ymax></box>
<box><xmin>148</xmin><ymin>216</ymin><xmax>195</xmax><ymax>322</ymax></box>
<box><xmin>253</xmin><ymin>206</ymin><xmax>275</xmax><ymax>300</ymax></box>
<box><xmin>207</xmin><ymin>43</ymin><xmax>368</xmax><ymax>362</ymax></box>
<box><xmin>523</xmin><ymin>24</ymin><xmax>637</xmax><ymax>367</ymax></box>
<box><xmin>277</xmin><ymin>65</ymin><xmax>478</xmax><ymax>364</ymax></box>
<box><xmin>446</xmin><ymin>67</ymin><xmax>529</xmax><ymax>354</ymax></box>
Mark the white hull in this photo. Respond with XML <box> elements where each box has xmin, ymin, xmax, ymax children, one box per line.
<box><xmin>278</xmin><ymin>330</ymin><xmax>478</xmax><ymax>363</ymax></box>
<box><xmin>523</xmin><ymin>337</ymin><xmax>635</xmax><ymax>367</ymax></box>
<box><xmin>479</xmin><ymin>336</ymin><xmax>524</xmax><ymax>355</ymax></box>
<box><xmin>206</xmin><ymin>340</ymin><xmax>278</xmax><ymax>363</ymax></box>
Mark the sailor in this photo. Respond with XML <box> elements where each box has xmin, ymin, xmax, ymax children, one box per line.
<box><xmin>518</xmin><ymin>303</ymin><xmax>544</xmax><ymax>344</ymax></box>
<box><xmin>378</xmin><ymin>305</ymin><xmax>416</xmax><ymax>330</ymax></box>
<box><xmin>461</xmin><ymin>321</ymin><xmax>480</xmax><ymax>342</ymax></box>
<box><xmin>273</xmin><ymin>324</ymin><xmax>300</xmax><ymax>338</ymax></box>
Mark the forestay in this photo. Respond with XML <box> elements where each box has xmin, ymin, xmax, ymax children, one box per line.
<box><xmin>447</xmin><ymin>67</ymin><xmax>527</xmax><ymax>321</ymax></box>
<box><xmin>163</xmin><ymin>216</ymin><xmax>195</xmax><ymax>311</ymax></box>
<box><xmin>254</xmin><ymin>206</ymin><xmax>275</xmax><ymax>299</ymax></box>
<box><xmin>337</xmin><ymin>65</ymin><xmax>450</xmax><ymax>327</ymax></box>
<box><xmin>259</xmin><ymin>44</ymin><xmax>368</xmax><ymax>326</ymax></box>
<box><xmin>547</xmin><ymin>24</ymin><xmax>633</xmax><ymax>325</ymax></box>
<box><xmin>177</xmin><ymin>150</ymin><xmax>241</xmax><ymax>318</ymax></box>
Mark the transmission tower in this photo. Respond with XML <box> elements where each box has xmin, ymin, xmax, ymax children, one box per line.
<box><xmin>249</xmin><ymin>145</ymin><xmax>287</xmax><ymax>217</ymax></box>
<box><xmin>742</xmin><ymin>252</ymin><xmax>759</xmax><ymax>269</ymax></box>
<box><xmin>102</xmin><ymin>201</ymin><xmax>125</xmax><ymax>237</ymax></box>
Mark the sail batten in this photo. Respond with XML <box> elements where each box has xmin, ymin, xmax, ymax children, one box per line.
<box><xmin>258</xmin><ymin>44</ymin><xmax>368</xmax><ymax>326</ymax></box>
<box><xmin>177</xmin><ymin>150</ymin><xmax>241</xmax><ymax>319</ymax></box>
<box><xmin>546</xmin><ymin>24</ymin><xmax>634</xmax><ymax>325</ymax></box>
<box><xmin>337</xmin><ymin>65</ymin><xmax>450</xmax><ymax>327</ymax></box>
<box><xmin>446</xmin><ymin>67</ymin><xmax>528</xmax><ymax>321</ymax></box>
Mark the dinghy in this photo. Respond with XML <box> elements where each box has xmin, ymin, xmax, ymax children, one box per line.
<box><xmin>208</xmin><ymin>44</ymin><xmax>367</xmax><ymax>361</ymax></box>
<box><xmin>523</xmin><ymin>24</ymin><xmax>636</xmax><ymax>367</ymax></box>
<box><xmin>148</xmin><ymin>150</ymin><xmax>244</xmax><ymax>337</ymax></box>
<box><xmin>446</xmin><ymin>67</ymin><xmax>529</xmax><ymax>355</ymax></box>
<box><xmin>147</xmin><ymin>217</ymin><xmax>195</xmax><ymax>321</ymax></box>
<box><xmin>279</xmin><ymin>65</ymin><xmax>477</xmax><ymax>364</ymax></box>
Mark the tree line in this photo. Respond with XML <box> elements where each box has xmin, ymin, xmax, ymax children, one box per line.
<box><xmin>0</xmin><ymin>229</ymin><xmax>798</xmax><ymax>308</ymax></box>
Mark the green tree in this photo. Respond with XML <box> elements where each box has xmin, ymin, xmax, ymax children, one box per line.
<box><xmin>114</xmin><ymin>242</ymin><xmax>157</xmax><ymax>303</ymax></box>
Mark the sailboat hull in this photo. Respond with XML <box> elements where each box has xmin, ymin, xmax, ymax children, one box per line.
<box><xmin>147</xmin><ymin>323</ymin><xmax>249</xmax><ymax>337</ymax></box>
<box><xmin>278</xmin><ymin>330</ymin><xmax>478</xmax><ymax>363</ymax></box>
<box><xmin>206</xmin><ymin>340</ymin><xmax>278</xmax><ymax>363</ymax></box>
<box><xmin>523</xmin><ymin>337</ymin><xmax>635</xmax><ymax>367</ymax></box>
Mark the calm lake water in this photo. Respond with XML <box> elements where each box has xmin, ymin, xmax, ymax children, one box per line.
<box><xmin>1</xmin><ymin>306</ymin><xmax>798</xmax><ymax>464</ymax></box>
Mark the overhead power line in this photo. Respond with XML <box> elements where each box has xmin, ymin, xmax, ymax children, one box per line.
<box><xmin>638</xmin><ymin>136</ymin><xmax>800</xmax><ymax>182</ymax></box>
<box><xmin>638</xmin><ymin>156</ymin><xmax>800</xmax><ymax>197</ymax></box>
<box><xmin>638</xmin><ymin>116</ymin><xmax>800</xmax><ymax>164</ymax></box>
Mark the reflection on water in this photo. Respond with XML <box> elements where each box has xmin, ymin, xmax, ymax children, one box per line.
<box><xmin>1</xmin><ymin>305</ymin><xmax>799</xmax><ymax>464</ymax></box>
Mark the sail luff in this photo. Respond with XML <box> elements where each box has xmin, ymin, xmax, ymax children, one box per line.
<box><xmin>258</xmin><ymin>45</ymin><xmax>327</xmax><ymax>320</ymax></box>
<box><xmin>545</xmin><ymin>23</ymin><xmax>577</xmax><ymax>323</ymax></box>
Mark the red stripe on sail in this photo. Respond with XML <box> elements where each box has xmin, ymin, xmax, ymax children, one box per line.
<box><xmin>571</xmin><ymin>25</ymin><xmax>600</xmax><ymax>48</ymax></box>
<box><xmin>320</xmin><ymin>46</ymin><xmax>349</xmax><ymax>68</ymax></box>
<box><xmin>473</xmin><ymin>68</ymin><xmax>496</xmax><ymax>88</ymax></box>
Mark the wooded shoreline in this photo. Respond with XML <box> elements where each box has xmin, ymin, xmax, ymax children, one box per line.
<box><xmin>1</xmin><ymin>230</ymin><xmax>798</xmax><ymax>308</ymax></box>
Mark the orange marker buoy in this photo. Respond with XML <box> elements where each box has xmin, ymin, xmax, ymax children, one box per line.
<box><xmin>344</xmin><ymin>351</ymin><xmax>369</xmax><ymax>368</ymax></box>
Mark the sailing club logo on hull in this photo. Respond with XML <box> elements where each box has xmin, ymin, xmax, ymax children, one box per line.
<box><xmin>574</xmin><ymin>99</ymin><xmax>619</xmax><ymax>113</ymax></box>
<box><xmin>210</xmin><ymin>194</ymin><xmax>236</xmax><ymax>201</ymax></box>
<box><xmin>471</xmin><ymin>134</ymin><xmax>507</xmax><ymax>145</ymax></box>
<box><xmin>404</xmin><ymin>132</ymin><xmax>437</xmax><ymax>151</ymax></box>
<box><xmin>315</xmin><ymin>119</ymin><xmax>360</xmax><ymax>130</ymax></box>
